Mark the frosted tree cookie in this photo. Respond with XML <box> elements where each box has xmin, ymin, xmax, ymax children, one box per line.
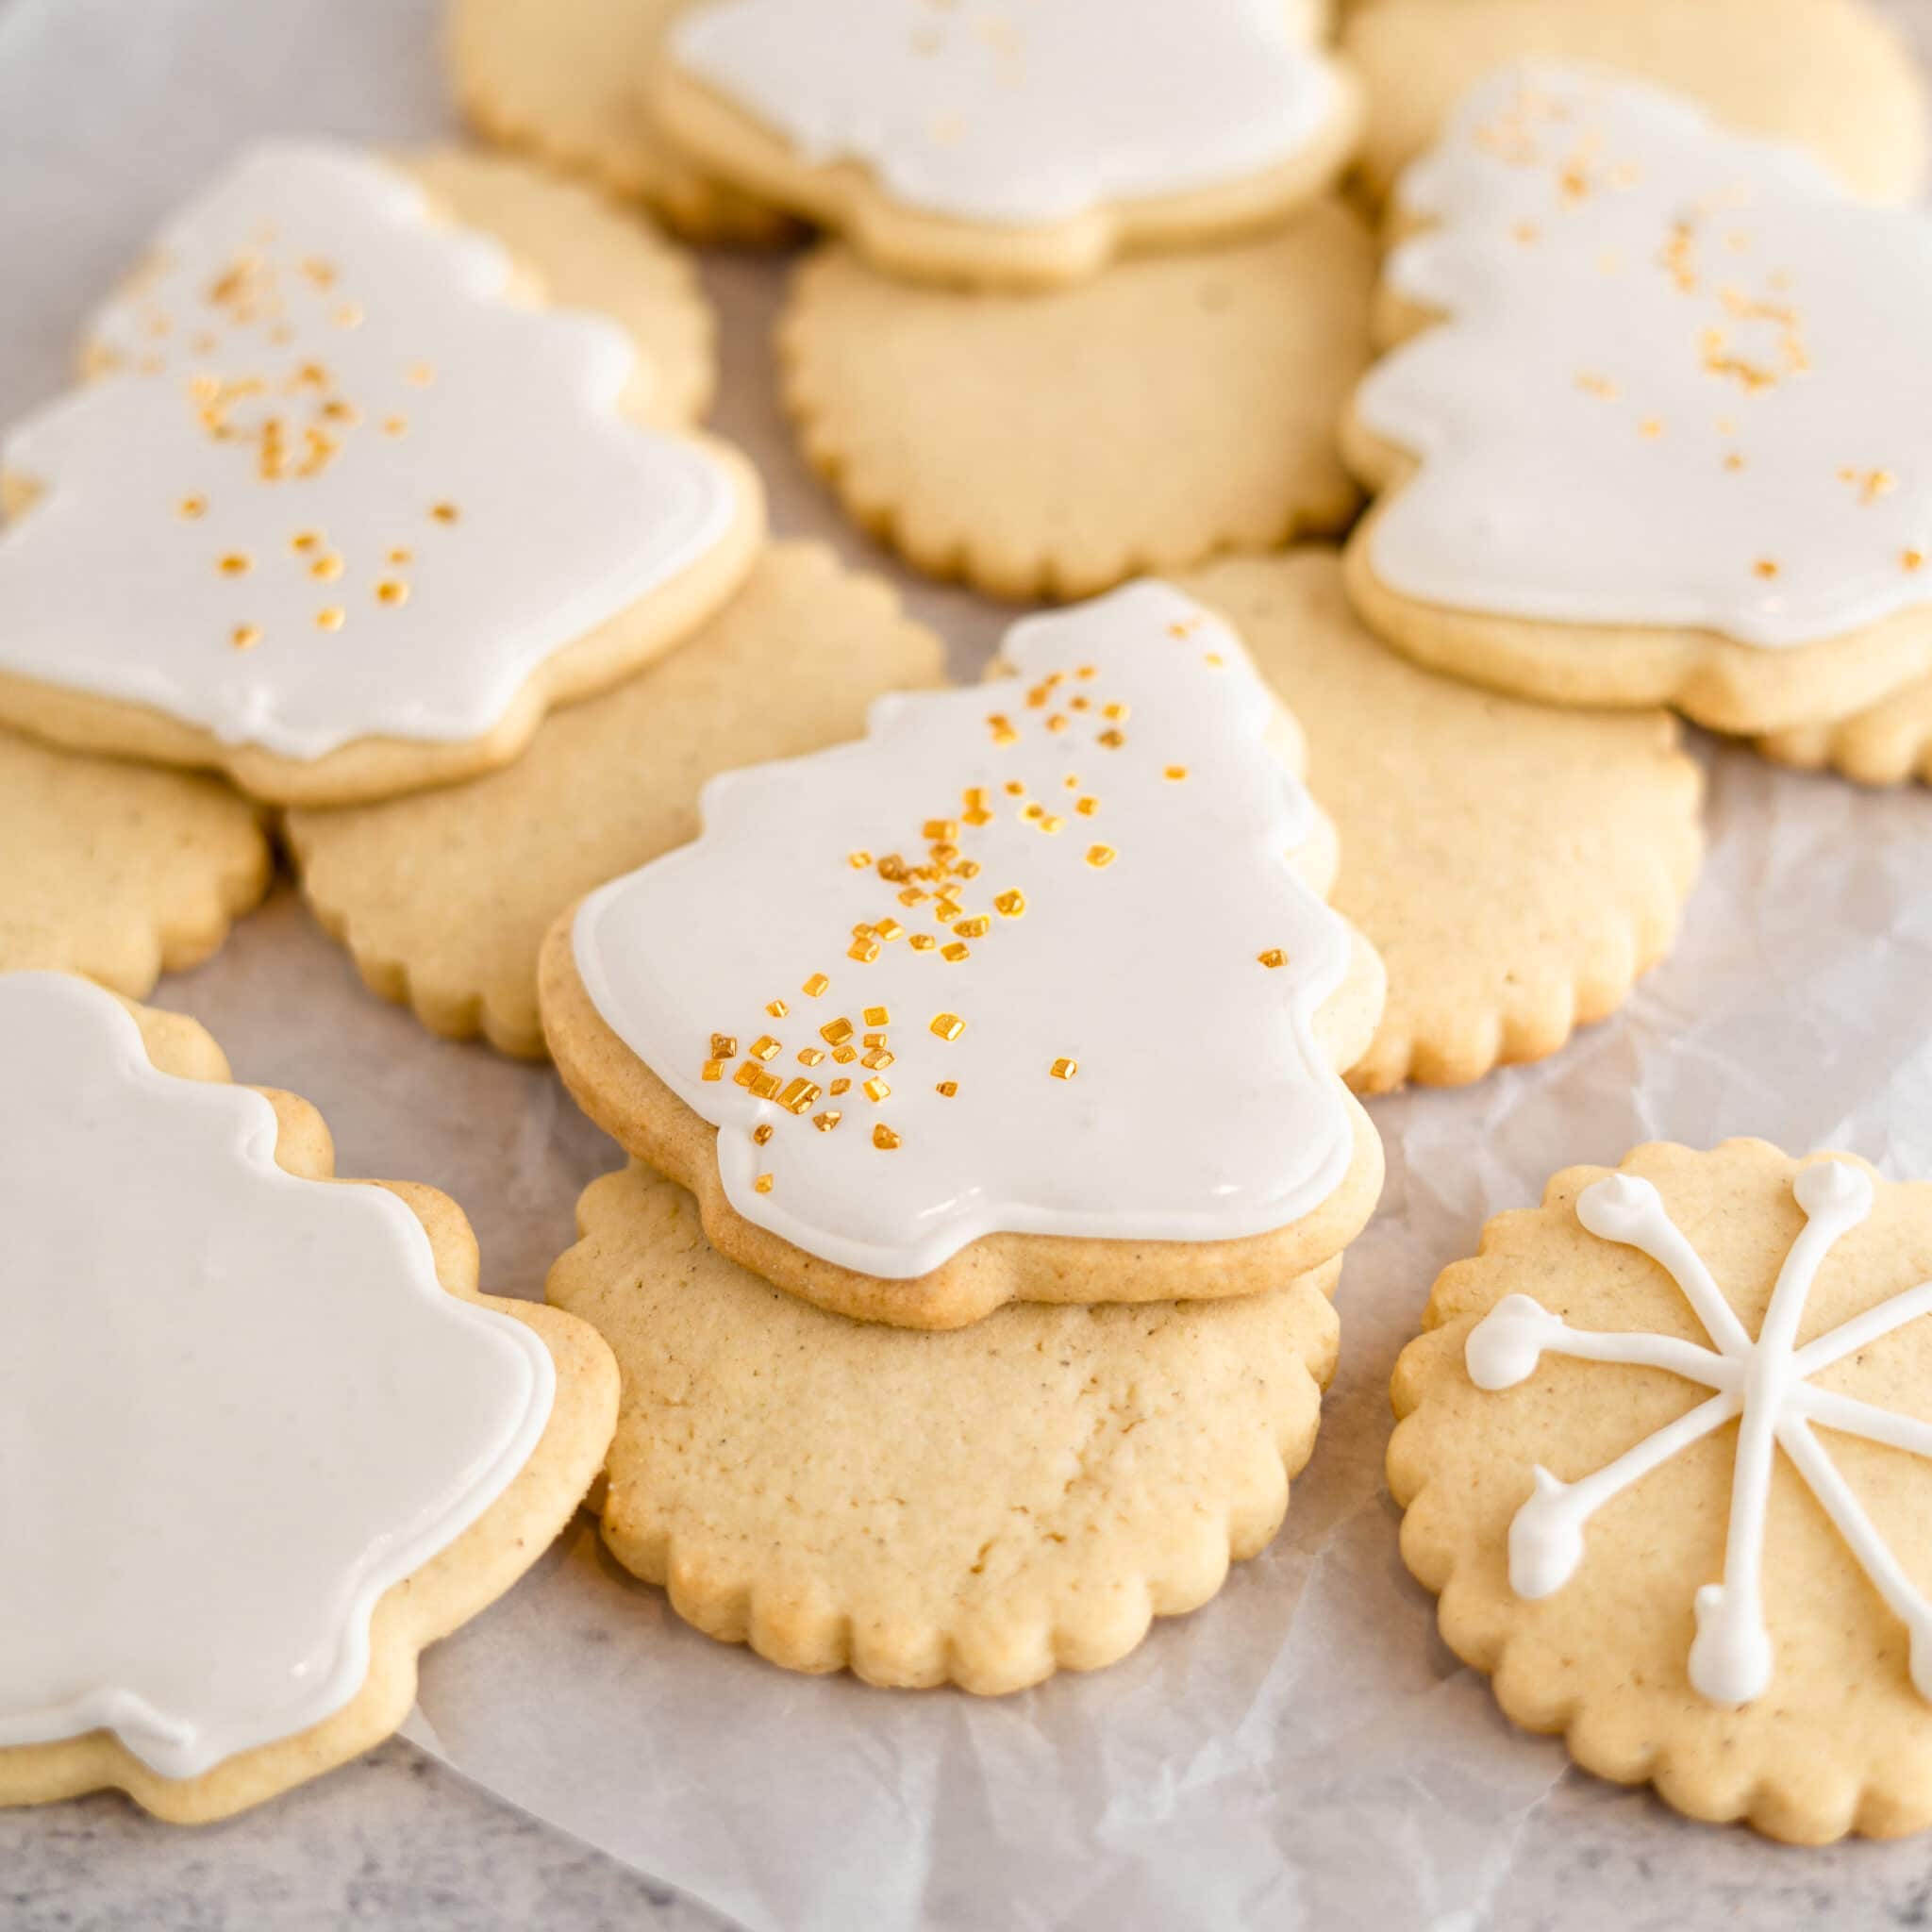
<box><xmin>1178</xmin><ymin>551</ymin><xmax>1703</xmax><ymax>1092</ymax></box>
<box><xmin>0</xmin><ymin>728</ymin><xmax>271</xmax><ymax>995</ymax></box>
<box><xmin>1342</xmin><ymin>0</ymin><xmax>1927</xmax><ymax>207</ymax></box>
<box><xmin>405</xmin><ymin>146</ymin><xmax>715</xmax><ymax>428</ymax></box>
<box><xmin>650</xmin><ymin>0</ymin><xmax>1364</xmax><ymax>289</ymax></box>
<box><xmin>777</xmin><ymin>203</ymin><xmax>1373</xmax><ymax>601</ymax></box>
<box><xmin>0</xmin><ymin>973</ymin><xmax>618</xmax><ymax>1823</ymax></box>
<box><xmin>0</xmin><ymin>142</ymin><xmax>762</xmax><ymax>808</ymax></box>
<box><xmin>550</xmin><ymin>1161</ymin><xmax>1341</xmax><ymax>1692</ymax></box>
<box><xmin>1343</xmin><ymin>65</ymin><xmax>1932</xmax><ymax>736</ymax></box>
<box><xmin>1757</xmin><ymin>675</ymin><xmax>1932</xmax><ymax>789</ymax></box>
<box><xmin>541</xmin><ymin>580</ymin><xmax>1386</xmax><ymax>1330</ymax></box>
<box><xmin>1391</xmin><ymin>1140</ymin><xmax>1932</xmax><ymax>1843</ymax></box>
<box><xmin>447</xmin><ymin>0</ymin><xmax>788</xmax><ymax>242</ymax></box>
<box><xmin>288</xmin><ymin>545</ymin><xmax>944</xmax><ymax>1058</ymax></box>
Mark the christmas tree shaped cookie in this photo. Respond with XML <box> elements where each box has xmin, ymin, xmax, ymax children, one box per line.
<box><xmin>541</xmin><ymin>580</ymin><xmax>1386</xmax><ymax>1329</ymax></box>
<box><xmin>651</xmin><ymin>0</ymin><xmax>1362</xmax><ymax>288</ymax></box>
<box><xmin>0</xmin><ymin>142</ymin><xmax>760</xmax><ymax>806</ymax></box>
<box><xmin>0</xmin><ymin>972</ymin><xmax>617</xmax><ymax>1821</ymax></box>
<box><xmin>1392</xmin><ymin>1140</ymin><xmax>1932</xmax><ymax>1842</ymax></box>
<box><xmin>1344</xmin><ymin>64</ymin><xmax>1932</xmax><ymax>735</ymax></box>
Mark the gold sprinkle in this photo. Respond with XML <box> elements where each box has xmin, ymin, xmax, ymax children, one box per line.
<box><xmin>963</xmin><ymin>808</ymin><xmax>993</xmax><ymax>826</ymax></box>
<box><xmin>812</xmin><ymin>1111</ymin><xmax>841</xmax><ymax>1133</ymax></box>
<box><xmin>1038</xmin><ymin>814</ymin><xmax>1064</xmax><ymax>834</ymax></box>
<box><xmin>863</xmin><ymin>1032</ymin><xmax>887</xmax><ymax>1049</ymax></box>
<box><xmin>1257</xmin><ymin>948</ymin><xmax>1287</xmax><ymax>969</ymax></box>
<box><xmin>1163</xmin><ymin>766</ymin><xmax>1188</xmax><ymax>781</ymax></box>
<box><xmin>931</xmin><ymin>1013</ymin><xmax>965</xmax><ymax>1041</ymax></box>
<box><xmin>230</xmin><ymin>624</ymin><xmax>260</xmax><ymax>651</ymax></box>
<box><xmin>861</xmin><ymin>1047</ymin><xmax>895</xmax><ymax>1072</ymax></box>
<box><xmin>1049</xmin><ymin>1058</ymin><xmax>1078</xmax><ymax>1080</ymax></box>
<box><xmin>219</xmin><ymin>552</ymin><xmax>250</xmax><ymax>575</ymax></box>
<box><xmin>848</xmin><ymin>936</ymin><xmax>881</xmax><ymax>963</ymax></box>
<box><xmin>383</xmin><ymin>415</ymin><xmax>408</xmax><ymax>436</ymax></box>
<box><xmin>1905</xmin><ymin>549</ymin><xmax>1924</xmax><ymax>573</ymax></box>
<box><xmin>291</xmin><ymin>530</ymin><xmax>321</xmax><ymax>553</ymax></box>
<box><xmin>1077</xmin><ymin>663</ymin><xmax>1098</xmax><ymax>677</ymax></box>
<box><xmin>848</xmin><ymin>850</ymin><xmax>873</xmax><ymax>869</ymax></box>
<box><xmin>765</xmin><ymin>998</ymin><xmax>789</xmax><ymax>1019</ymax></box>
<box><xmin>874</xmin><ymin>917</ymin><xmax>905</xmax><ymax>941</ymax></box>
<box><xmin>923</xmin><ymin>819</ymin><xmax>957</xmax><ymax>841</ymax></box>
<box><xmin>994</xmin><ymin>890</ymin><xmax>1025</xmax><ymax>918</ymax></box>
<box><xmin>863</xmin><ymin>1006</ymin><xmax>890</xmax><ymax>1025</ymax></box>
<box><xmin>803</xmin><ymin>973</ymin><xmax>831</xmax><ymax>997</ymax></box>
<box><xmin>1097</xmin><ymin>728</ymin><xmax>1125</xmax><ymax>749</ymax></box>
<box><xmin>953</xmin><ymin>916</ymin><xmax>990</xmax><ymax>939</ymax></box>
<box><xmin>701</xmin><ymin>1059</ymin><xmax>724</xmax><ymax>1082</ymax></box>
<box><xmin>941</xmin><ymin>941</ymin><xmax>971</xmax><ymax>962</ymax></box>
<box><xmin>779</xmin><ymin>1078</ymin><xmax>821</xmax><ymax>1116</ymax></box>
<box><xmin>316</xmin><ymin>606</ymin><xmax>345</xmax><ymax>631</ymax></box>
<box><xmin>334</xmin><ymin>303</ymin><xmax>364</xmax><ymax>329</ymax></box>
<box><xmin>987</xmin><ymin>713</ymin><xmax>1018</xmax><ymax>744</ymax></box>
<box><xmin>1102</xmin><ymin>702</ymin><xmax>1129</xmax><ymax>721</ymax></box>
<box><xmin>710</xmin><ymin>1033</ymin><xmax>738</xmax><ymax>1058</ymax></box>
<box><xmin>833</xmin><ymin>1045</ymin><xmax>858</xmax><ymax>1064</ymax></box>
<box><xmin>408</xmin><ymin>361</ymin><xmax>435</xmax><ymax>385</ymax></box>
<box><xmin>430</xmin><ymin>501</ymin><xmax>459</xmax><ymax>524</ymax></box>
<box><xmin>873</xmin><ymin>1124</ymin><xmax>901</xmax><ymax>1151</ymax></box>
<box><xmin>1004</xmin><ymin>780</ymin><xmax>1025</xmax><ymax>796</ymax></box>
<box><xmin>821</xmin><ymin>1016</ymin><xmax>854</xmax><ymax>1046</ymax></box>
<box><xmin>898</xmin><ymin>887</ymin><xmax>927</xmax><ymax>907</ymax></box>
<box><xmin>864</xmin><ymin>1077</ymin><xmax>891</xmax><ymax>1103</ymax></box>
<box><xmin>376</xmin><ymin>579</ymin><xmax>409</xmax><ymax>606</ymax></box>
<box><xmin>733</xmin><ymin>1062</ymin><xmax>759</xmax><ymax>1090</ymax></box>
<box><xmin>1045</xmin><ymin>714</ymin><xmax>1069</xmax><ymax>734</ymax></box>
<box><xmin>1638</xmin><ymin>417</ymin><xmax>1664</xmax><ymax>441</ymax></box>
<box><xmin>1723</xmin><ymin>453</ymin><xmax>1745</xmax><ymax>473</ymax></box>
<box><xmin>753</xmin><ymin>1123</ymin><xmax>774</xmax><ymax>1145</ymax></box>
<box><xmin>829</xmin><ymin>1078</ymin><xmax>851</xmax><ymax>1096</ymax></box>
<box><xmin>309</xmin><ymin>553</ymin><xmax>344</xmax><ymax>580</ymax></box>
<box><xmin>1086</xmin><ymin>844</ymin><xmax>1117</xmax><ymax>869</ymax></box>
<box><xmin>797</xmin><ymin>1046</ymin><xmax>826</xmax><ymax>1067</ymax></box>
<box><xmin>909</xmin><ymin>934</ymin><xmax>938</xmax><ymax>951</ymax></box>
<box><xmin>750</xmin><ymin>1035</ymin><xmax>781</xmax><ymax>1061</ymax></box>
<box><xmin>1754</xmin><ymin>558</ymin><xmax>1780</xmax><ymax>579</ymax></box>
<box><xmin>755</xmin><ymin>1173</ymin><xmax>774</xmax><ymax>1194</ymax></box>
<box><xmin>178</xmin><ymin>494</ymin><xmax>207</xmax><ymax>519</ymax></box>
<box><xmin>750</xmin><ymin>1071</ymin><xmax>781</xmax><ymax>1100</ymax></box>
<box><xmin>936</xmin><ymin>1080</ymin><xmax>958</xmax><ymax>1098</ymax></box>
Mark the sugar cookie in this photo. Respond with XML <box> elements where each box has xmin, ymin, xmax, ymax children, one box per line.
<box><xmin>0</xmin><ymin>142</ymin><xmax>761</xmax><ymax>808</ymax></box>
<box><xmin>777</xmin><ymin>203</ymin><xmax>1373</xmax><ymax>600</ymax></box>
<box><xmin>1391</xmin><ymin>1140</ymin><xmax>1932</xmax><ymax>1843</ymax></box>
<box><xmin>542</xmin><ymin>581</ymin><xmax>1385</xmax><ymax>1330</ymax></box>
<box><xmin>1757</xmin><ymin>675</ymin><xmax>1932</xmax><ymax>789</ymax></box>
<box><xmin>1343</xmin><ymin>64</ymin><xmax>1932</xmax><ymax>735</ymax></box>
<box><xmin>447</xmin><ymin>0</ymin><xmax>788</xmax><ymax>242</ymax></box>
<box><xmin>651</xmin><ymin>0</ymin><xmax>1363</xmax><ymax>289</ymax></box>
<box><xmin>404</xmin><ymin>146</ymin><xmax>715</xmax><ymax>428</ymax></box>
<box><xmin>0</xmin><ymin>972</ymin><xmax>617</xmax><ymax>1823</ymax></box>
<box><xmin>0</xmin><ymin>727</ymin><xmax>270</xmax><ymax>995</ymax></box>
<box><xmin>1343</xmin><ymin>0</ymin><xmax>1927</xmax><ymax>207</ymax></box>
<box><xmin>1178</xmin><ymin>551</ymin><xmax>1704</xmax><ymax>1092</ymax></box>
<box><xmin>549</xmin><ymin>1160</ymin><xmax>1341</xmax><ymax>1692</ymax></box>
<box><xmin>287</xmin><ymin>545</ymin><xmax>944</xmax><ymax>1058</ymax></box>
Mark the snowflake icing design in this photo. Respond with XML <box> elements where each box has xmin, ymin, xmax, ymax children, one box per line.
<box><xmin>1466</xmin><ymin>1161</ymin><xmax>1932</xmax><ymax>1707</ymax></box>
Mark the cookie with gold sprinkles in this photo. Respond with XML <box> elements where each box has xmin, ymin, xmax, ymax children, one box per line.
<box><xmin>0</xmin><ymin>141</ymin><xmax>761</xmax><ymax>808</ymax></box>
<box><xmin>541</xmin><ymin>579</ymin><xmax>1385</xmax><ymax>1331</ymax></box>
<box><xmin>1342</xmin><ymin>64</ymin><xmax>1932</xmax><ymax>736</ymax></box>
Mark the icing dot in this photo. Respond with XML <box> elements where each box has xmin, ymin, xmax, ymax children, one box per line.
<box><xmin>1049</xmin><ymin>1058</ymin><xmax>1079</xmax><ymax>1081</ymax></box>
<box><xmin>316</xmin><ymin>606</ymin><xmax>345</xmax><ymax>631</ymax></box>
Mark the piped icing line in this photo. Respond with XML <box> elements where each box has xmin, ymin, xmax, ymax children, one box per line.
<box><xmin>573</xmin><ymin>580</ymin><xmax>1359</xmax><ymax>1281</ymax></box>
<box><xmin>668</xmin><ymin>0</ymin><xmax>1343</xmax><ymax>227</ymax></box>
<box><xmin>0</xmin><ymin>972</ymin><xmax>555</xmax><ymax>1779</ymax></box>
<box><xmin>1465</xmin><ymin>1160</ymin><xmax>1932</xmax><ymax>1707</ymax></box>
<box><xmin>0</xmin><ymin>142</ymin><xmax>740</xmax><ymax>759</ymax></box>
<box><xmin>1355</xmin><ymin>63</ymin><xmax>1932</xmax><ymax>651</ymax></box>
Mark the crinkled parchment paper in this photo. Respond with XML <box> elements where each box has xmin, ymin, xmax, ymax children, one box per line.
<box><xmin>5</xmin><ymin>2</ymin><xmax>1932</xmax><ymax>1924</ymax></box>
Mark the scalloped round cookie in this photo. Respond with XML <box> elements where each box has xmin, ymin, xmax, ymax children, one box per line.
<box><xmin>1342</xmin><ymin>0</ymin><xmax>1927</xmax><ymax>206</ymax></box>
<box><xmin>777</xmin><ymin>203</ymin><xmax>1373</xmax><ymax>601</ymax></box>
<box><xmin>0</xmin><ymin>727</ymin><xmax>271</xmax><ymax>996</ymax></box>
<box><xmin>404</xmin><ymin>146</ymin><xmax>715</xmax><ymax>428</ymax></box>
<box><xmin>649</xmin><ymin>0</ymin><xmax>1363</xmax><ymax>290</ymax></box>
<box><xmin>1757</xmin><ymin>675</ymin><xmax>1932</xmax><ymax>789</ymax></box>
<box><xmin>1390</xmin><ymin>1139</ymin><xmax>1932</xmax><ymax>1844</ymax></box>
<box><xmin>549</xmin><ymin>1160</ymin><xmax>1341</xmax><ymax>1693</ymax></box>
<box><xmin>0</xmin><ymin>973</ymin><xmax>618</xmax><ymax>1823</ymax></box>
<box><xmin>1178</xmin><ymin>550</ymin><xmax>1704</xmax><ymax>1092</ymax></box>
<box><xmin>446</xmin><ymin>0</ymin><xmax>789</xmax><ymax>242</ymax></box>
<box><xmin>287</xmin><ymin>544</ymin><xmax>944</xmax><ymax>1058</ymax></box>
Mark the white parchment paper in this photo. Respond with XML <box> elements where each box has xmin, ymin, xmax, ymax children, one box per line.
<box><xmin>5</xmin><ymin>2</ymin><xmax>1932</xmax><ymax>1925</ymax></box>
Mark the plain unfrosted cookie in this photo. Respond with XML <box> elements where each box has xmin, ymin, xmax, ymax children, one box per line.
<box><xmin>1757</xmin><ymin>676</ymin><xmax>1932</xmax><ymax>788</ymax></box>
<box><xmin>287</xmin><ymin>545</ymin><xmax>944</xmax><ymax>1058</ymax></box>
<box><xmin>550</xmin><ymin>1161</ymin><xmax>1341</xmax><ymax>1693</ymax></box>
<box><xmin>543</xmin><ymin>582</ymin><xmax>1385</xmax><ymax>1331</ymax></box>
<box><xmin>446</xmin><ymin>0</ymin><xmax>787</xmax><ymax>242</ymax></box>
<box><xmin>778</xmin><ymin>203</ymin><xmax>1373</xmax><ymax>600</ymax></box>
<box><xmin>650</xmin><ymin>0</ymin><xmax>1363</xmax><ymax>289</ymax></box>
<box><xmin>1342</xmin><ymin>0</ymin><xmax>1927</xmax><ymax>206</ymax></box>
<box><xmin>0</xmin><ymin>973</ymin><xmax>618</xmax><ymax>1823</ymax></box>
<box><xmin>405</xmin><ymin>146</ymin><xmax>714</xmax><ymax>427</ymax></box>
<box><xmin>0</xmin><ymin>142</ymin><xmax>761</xmax><ymax>808</ymax></box>
<box><xmin>1391</xmin><ymin>1140</ymin><xmax>1932</xmax><ymax>1843</ymax></box>
<box><xmin>1178</xmin><ymin>551</ymin><xmax>1704</xmax><ymax>1092</ymax></box>
<box><xmin>0</xmin><ymin>727</ymin><xmax>271</xmax><ymax>995</ymax></box>
<box><xmin>1343</xmin><ymin>64</ymin><xmax>1932</xmax><ymax>736</ymax></box>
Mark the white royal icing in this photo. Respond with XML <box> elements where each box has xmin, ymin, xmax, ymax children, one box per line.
<box><xmin>0</xmin><ymin>142</ymin><xmax>739</xmax><ymax>760</ymax></box>
<box><xmin>1466</xmin><ymin>1160</ymin><xmax>1932</xmax><ymax>1707</ymax></box>
<box><xmin>0</xmin><ymin>972</ymin><xmax>555</xmax><ymax>1779</ymax></box>
<box><xmin>1356</xmin><ymin>63</ymin><xmax>1932</xmax><ymax>650</ymax></box>
<box><xmin>669</xmin><ymin>0</ymin><xmax>1343</xmax><ymax>227</ymax></box>
<box><xmin>574</xmin><ymin>581</ymin><xmax>1359</xmax><ymax>1281</ymax></box>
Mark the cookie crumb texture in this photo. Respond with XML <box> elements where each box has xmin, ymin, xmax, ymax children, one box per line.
<box><xmin>1390</xmin><ymin>1140</ymin><xmax>1932</xmax><ymax>1843</ymax></box>
<box><xmin>549</xmin><ymin>1164</ymin><xmax>1340</xmax><ymax>1693</ymax></box>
